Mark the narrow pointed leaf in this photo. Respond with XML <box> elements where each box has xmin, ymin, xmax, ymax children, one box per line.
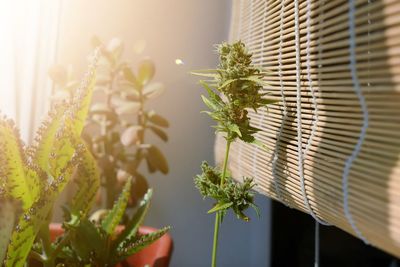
<box><xmin>101</xmin><ymin>177</ymin><xmax>132</xmax><ymax>234</ymax></box>
<box><xmin>207</xmin><ymin>202</ymin><xmax>233</xmax><ymax>214</ymax></box>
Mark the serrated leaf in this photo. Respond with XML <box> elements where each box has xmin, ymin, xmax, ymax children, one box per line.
<box><xmin>69</xmin><ymin>143</ymin><xmax>100</xmax><ymax>216</ymax></box>
<box><xmin>228</xmin><ymin>124</ymin><xmax>242</xmax><ymax>137</ymax></box>
<box><xmin>207</xmin><ymin>202</ymin><xmax>233</xmax><ymax>214</ymax></box>
<box><xmin>67</xmin><ymin>217</ymin><xmax>107</xmax><ymax>262</ymax></box>
<box><xmin>114</xmin><ymin>226</ymin><xmax>170</xmax><ymax>263</ymax></box>
<box><xmin>5</xmin><ymin>144</ymin><xmax>83</xmax><ymax>267</ymax></box>
<box><xmin>137</xmin><ymin>59</ymin><xmax>155</xmax><ymax>85</ymax></box>
<box><xmin>146</xmin><ymin>146</ymin><xmax>169</xmax><ymax>174</ymax></box>
<box><xmin>149</xmin><ymin>125</ymin><xmax>168</xmax><ymax>142</ymax></box>
<box><xmin>0</xmin><ymin>199</ymin><xmax>20</xmax><ymax>263</ymax></box>
<box><xmin>201</xmin><ymin>95</ymin><xmax>219</xmax><ymax>111</ymax></box>
<box><xmin>101</xmin><ymin>177</ymin><xmax>132</xmax><ymax>234</ymax></box>
<box><xmin>0</xmin><ymin>119</ymin><xmax>36</xmax><ymax>209</ymax></box>
<box><xmin>113</xmin><ymin>189</ymin><xmax>153</xmax><ymax>248</ymax></box>
<box><xmin>147</xmin><ymin>111</ymin><xmax>169</xmax><ymax>128</ymax></box>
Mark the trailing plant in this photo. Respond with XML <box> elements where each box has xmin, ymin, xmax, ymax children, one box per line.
<box><xmin>52</xmin><ymin>178</ymin><xmax>169</xmax><ymax>267</ymax></box>
<box><xmin>0</xmin><ymin>51</ymin><xmax>98</xmax><ymax>267</ymax></box>
<box><xmin>192</xmin><ymin>41</ymin><xmax>277</xmax><ymax>267</ymax></box>
<box><xmin>49</xmin><ymin>36</ymin><xmax>169</xmax><ymax>209</ymax></box>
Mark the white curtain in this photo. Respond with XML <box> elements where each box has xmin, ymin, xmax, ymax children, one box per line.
<box><xmin>0</xmin><ymin>0</ymin><xmax>62</xmax><ymax>142</ymax></box>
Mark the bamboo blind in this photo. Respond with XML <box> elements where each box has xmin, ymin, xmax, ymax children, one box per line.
<box><xmin>215</xmin><ymin>0</ymin><xmax>400</xmax><ymax>257</ymax></box>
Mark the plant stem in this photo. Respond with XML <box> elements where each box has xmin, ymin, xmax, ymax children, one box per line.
<box><xmin>211</xmin><ymin>139</ymin><xmax>231</xmax><ymax>267</ymax></box>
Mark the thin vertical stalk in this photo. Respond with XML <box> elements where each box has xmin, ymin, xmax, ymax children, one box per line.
<box><xmin>211</xmin><ymin>139</ymin><xmax>231</xmax><ymax>267</ymax></box>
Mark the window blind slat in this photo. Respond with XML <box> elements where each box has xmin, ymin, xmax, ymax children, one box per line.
<box><xmin>216</xmin><ymin>0</ymin><xmax>400</xmax><ymax>257</ymax></box>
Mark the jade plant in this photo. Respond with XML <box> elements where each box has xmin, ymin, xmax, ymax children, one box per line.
<box><xmin>49</xmin><ymin>36</ymin><xmax>169</xmax><ymax>209</ymax></box>
<box><xmin>52</xmin><ymin>178</ymin><xmax>169</xmax><ymax>266</ymax></box>
<box><xmin>192</xmin><ymin>41</ymin><xmax>276</xmax><ymax>267</ymax></box>
<box><xmin>0</xmin><ymin>51</ymin><xmax>98</xmax><ymax>267</ymax></box>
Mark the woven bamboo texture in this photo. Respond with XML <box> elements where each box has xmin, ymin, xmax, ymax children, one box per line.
<box><xmin>215</xmin><ymin>0</ymin><xmax>400</xmax><ymax>257</ymax></box>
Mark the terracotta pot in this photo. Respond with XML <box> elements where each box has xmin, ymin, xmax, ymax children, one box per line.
<box><xmin>49</xmin><ymin>223</ymin><xmax>173</xmax><ymax>267</ymax></box>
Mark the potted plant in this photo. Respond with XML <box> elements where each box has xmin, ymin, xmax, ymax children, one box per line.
<box><xmin>0</xmin><ymin>50</ymin><xmax>171</xmax><ymax>267</ymax></box>
<box><xmin>49</xmin><ymin>36</ymin><xmax>169</xmax><ymax>209</ymax></box>
<box><xmin>192</xmin><ymin>41</ymin><xmax>276</xmax><ymax>266</ymax></box>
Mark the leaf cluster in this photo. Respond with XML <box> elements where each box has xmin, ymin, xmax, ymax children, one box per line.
<box><xmin>194</xmin><ymin>162</ymin><xmax>259</xmax><ymax>222</ymax></box>
<box><xmin>193</xmin><ymin>41</ymin><xmax>277</xmax><ymax>143</ymax></box>
<box><xmin>49</xmin><ymin>36</ymin><xmax>170</xmax><ymax>209</ymax></box>
<box><xmin>52</xmin><ymin>179</ymin><xmax>169</xmax><ymax>267</ymax></box>
<box><xmin>0</xmin><ymin>52</ymin><xmax>98</xmax><ymax>267</ymax></box>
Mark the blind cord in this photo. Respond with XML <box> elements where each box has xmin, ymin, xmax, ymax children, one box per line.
<box><xmin>294</xmin><ymin>0</ymin><xmax>329</xmax><ymax>227</ymax></box>
<box><xmin>342</xmin><ymin>0</ymin><xmax>370</xmax><ymax>245</ymax></box>
<box><xmin>271</xmin><ymin>0</ymin><xmax>287</xmax><ymax>205</ymax></box>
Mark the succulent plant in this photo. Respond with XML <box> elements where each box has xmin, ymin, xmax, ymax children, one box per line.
<box><xmin>49</xmin><ymin>36</ymin><xmax>169</xmax><ymax>209</ymax></box>
<box><xmin>53</xmin><ymin>178</ymin><xmax>169</xmax><ymax>267</ymax></box>
<box><xmin>0</xmin><ymin>50</ymin><xmax>98</xmax><ymax>267</ymax></box>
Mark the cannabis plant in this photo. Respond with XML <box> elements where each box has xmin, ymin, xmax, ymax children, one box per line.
<box><xmin>0</xmin><ymin>51</ymin><xmax>98</xmax><ymax>267</ymax></box>
<box><xmin>192</xmin><ymin>41</ymin><xmax>276</xmax><ymax>267</ymax></box>
<box><xmin>52</xmin><ymin>178</ymin><xmax>169</xmax><ymax>267</ymax></box>
<box><xmin>49</xmin><ymin>36</ymin><xmax>169</xmax><ymax>209</ymax></box>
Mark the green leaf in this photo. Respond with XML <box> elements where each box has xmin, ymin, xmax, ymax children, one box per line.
<box><xmin>69</xmin><ymin>142</ymin><xmax>100</xmax><ymax>216</ymax></box>
<box><xmin>101</xmin><ymin>177</ymin><xmax>132</xmax><ymax>234</ymax></box>
<box><xmin>113</xmin><ymin>189</ymin><xmax>153</xmax><ymax>248</ymax></box>
<box><xmin>0</xmin><ymin>118</ymin><xmax>37</xmax><ymax>209</ymax></box>
<box><xmin>260</xmin><ymin>98</ymin><xmax>278</xmax><ymax>105</ymax></box>
<box><xmin>143</xmin><ymin>82</ymin><xmax>164</xmax><ymax>99</ymax></box>
<box><xmin>29</xmin><ymin>103</ymin><xmax>67</xmax><ymax>174</ymax></box>
<box><xmin>5</xmin><ymin>144</ymin><xmax>84</xmax><ymax>267</ymax></box>
<box><xmin>147</xmin><ymin>111</ymin><xmax>169</xmax><ymax>128</ymax></box>
<box><xmin>201</xmin><ymin>95</ymin><xmax>219</xmax><ymax>111</ymax></box>
<box><xmin>149</xmin><ymin>125</ymin><xmax>168</xmax><ymax>142</ymax></box>
<box><xmin>123</xmin><ymin>66</ymin><xmax>141</xmax><ymax>90</ymax></box>
<box><xmin>66</xmin><ymin>216</ymin><xmax>107</xmax><ymax>262</ymax></box>
<box><xmin>228</xmin><ymin>124</ymin><xmax>242</xmax><ymax>137</ymax></box>
<box><xmin>217</xmin><ymin>78</ymin><xmax>236</xmax><ymax>90</ymax></box>
<box><xmin>190</xmin><ymin>71</ymin><xmax>218</xmax><ymax>78</ymax></box>
<box><xmin>0</xmin><ymin>199</ymin><xmax>20</xmax><ymax>263</ymax></box>
<box><xmin>5</xmin><ymin>57</ymin><xmax>97</xmax><ymax>267</ymax></box>
<box><xmin>146</xmin><ymin>146</ymin><xmax>169</xmax><ymax>174</ymax></box>
<box><xmin>137</xmin><ymin>59</ymin><xmax>155</xmax><ymax>86</ymax></box>
<box><xmin>207</xmin><ymin>202</ymin><xmax>233</xmax><ymax>214</ymax></box>
<box><xmin>114</xmin><ymin>226</ymin><xmax>170</xmax><ymax>263</ymax></box>
<box><xmin>200</xmin><ymin>80</ymin><xmax>222</xmax><ymax>103</ymax></box>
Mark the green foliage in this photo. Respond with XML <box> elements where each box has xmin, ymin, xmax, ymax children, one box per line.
<box><xmin>192</xmin><ymin>41</ymin><xmax>277</xmax><ymax>143</ymax></box>
<box><xmin>192</xmin><ymin>41</ymin><xmax>276</xmax><ymax>266</ymax></box>
<box><xmin>195</xmin><ymin>162</ymin><xmax>259</xmax><ymax>222</ymax></box>
<box><xmin>50</xmin><ymin>37</ymin><xmax>170</xmax><ymax>209</ymax></box>
<box><xmin>0</xmin><ymin>52</ymin><xmax>98</xmax><ymax>267</ymax></box>
<box><xmin>0</xmin><ymin>199</ymin><xmax>20</xmax><ymax>263</ymax></box>
<box><xmin>57</xmin><ymin>185</ymin><xmax>169</xmax><ymax>266</ymax></box>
